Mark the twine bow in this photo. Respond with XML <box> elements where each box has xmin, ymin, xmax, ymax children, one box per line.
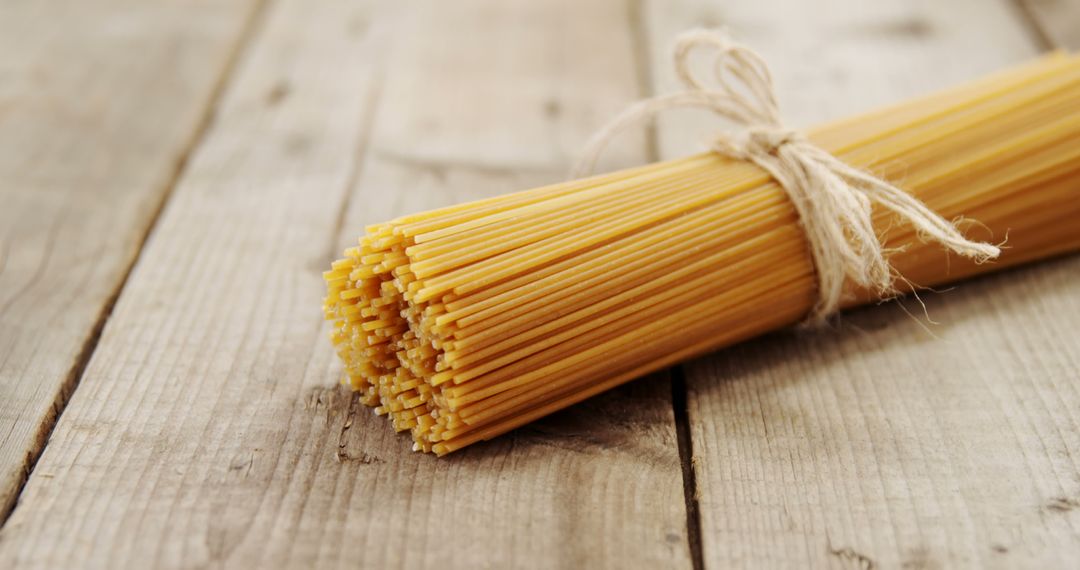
<box><xmin>574</xmin><ymin>29</ymin><xmax>1000</xmax><ymax>324</ymax></box>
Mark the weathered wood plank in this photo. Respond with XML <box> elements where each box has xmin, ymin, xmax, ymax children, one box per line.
<box><xmin>644</xmin><ymin>0</ymin><xmax>1080</xmax><ymax>567</ymax></box>
<box><xmin>0</xmin><ymin>0</ymin><xmax>262</xmax><ymax>520</ymax></box>
<box><xmin>0</xmin><ymin>0</ymin><xmax>691</xmax><ymax>568</ymax></box>
<box><xmin>0</xmin><ymin>0</ymin><xmax>385</xmax><ymax>566</ymax></box>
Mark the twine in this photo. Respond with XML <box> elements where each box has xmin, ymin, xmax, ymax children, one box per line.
<box><xmin>573</xmin><ymin>29</ymin><xmax>1000</xmax><ymax>324</ymax></box>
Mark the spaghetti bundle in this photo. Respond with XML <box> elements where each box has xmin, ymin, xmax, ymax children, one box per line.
<box><xmin>323</xmin><ymin>50</ymin><xmax>1080</xmax><ymax>455</ymax></box>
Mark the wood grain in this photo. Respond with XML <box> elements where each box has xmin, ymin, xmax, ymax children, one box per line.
<box><xmin>0</xmin><ymin>0</ymin><xmax>384</xmax><ymax>566</ymax></box>
<box><xmin>0</xmin><ymin>0</ymin><xmax>261</xmax><ymax>520</ymax></box>
<box><xmin>0</xmin><ymin>0</ymin><xmax>691</xmax><ymax>568</ymax></box>
<box><xmin>643</xmin><ymin>0</ymin><xmax>1080</xmax><ymax>567</ymax></box>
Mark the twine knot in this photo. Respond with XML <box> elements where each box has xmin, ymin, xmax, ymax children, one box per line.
<box><xmin>722</xmin><ymin>127</ymin><xmax>802</xmax><ymax>159</ymax></box>
<box><xmin>573</xmin><ymin>29</ymin><xmax>1000</xmax><ymax>324</ymax></box>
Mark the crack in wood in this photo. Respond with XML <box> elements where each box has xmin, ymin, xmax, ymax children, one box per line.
<box><xmin>828</xmin><ymin>543</ymin><xmax>876</xmax><ymax>570</ymax></box>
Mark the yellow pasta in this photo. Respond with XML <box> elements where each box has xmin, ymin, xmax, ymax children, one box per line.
<box><xmin>323</xmin><ymin>53</ymin><xmax>1080</xmax><ymax>455</ymax></box>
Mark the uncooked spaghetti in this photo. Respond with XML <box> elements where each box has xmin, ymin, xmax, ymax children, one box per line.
<box><xmin>323</xmin><ymin>47</ymin><xmax>1080</xmax><ymax>455</ymax></box>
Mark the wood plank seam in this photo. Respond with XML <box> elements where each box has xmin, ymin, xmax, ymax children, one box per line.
<box><xmin>321</xmin><ymin>64</ymin><xmax>389</xmax><ymax>269</ymax></box>
<box><xmin>1019</xmin><ymin>0</ymin><xmax>1080</xmax><ymax>49</ymax></box>
<box><xmin>0</xmin><ymin>0</ymin><xmax>273</xmax><ymax>529</ymax></box>
<box><xmin>628</xmin><ymin>0</ymin><xmax>661</xmax><ymax>165</ymax></box>
<box><xmin>1012</xmin><ymin>0</ymin><xmax>1059</xmax><ymax>51</ymax></box>
<box><xmin>626</xmin><ymin>1</ymin><xmax>707</xmax><ymax>566</ymax></box>
<box><xmin>626</xmin><ymin>1</ymin><xmax>706</xmax><ymax>565</ymax></box>
<box><xmin>624</xmin><ymin>0</ymin><xmax>710</xmax><ymax>565</ymax></box>
<box><xmin>671</xmin><ymin>368</ymin><xmax>706</xmax><ymax>570</ymax></box>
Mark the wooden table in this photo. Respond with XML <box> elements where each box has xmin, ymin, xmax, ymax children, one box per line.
<box><xmin>2</xmin><ymin>1</ymin><xmax>1078</xmax><ymax>568</ymax></box>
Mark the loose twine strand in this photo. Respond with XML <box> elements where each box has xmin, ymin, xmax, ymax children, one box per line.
<box><xmin>573</xmin><ymin>29</ymin><xmax>1000</xmax><ymax>325</ymax></box>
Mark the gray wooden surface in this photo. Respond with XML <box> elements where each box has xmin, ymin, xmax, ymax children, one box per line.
<box><xmin>0</xmin><ymin>0</ymin><xmax>1077</xmax><ymax>568</ymax></box>
<box><xmin>0</xmin><ymin>0</ymin><xmax>262</xmax><ymax>522</ymax></box>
